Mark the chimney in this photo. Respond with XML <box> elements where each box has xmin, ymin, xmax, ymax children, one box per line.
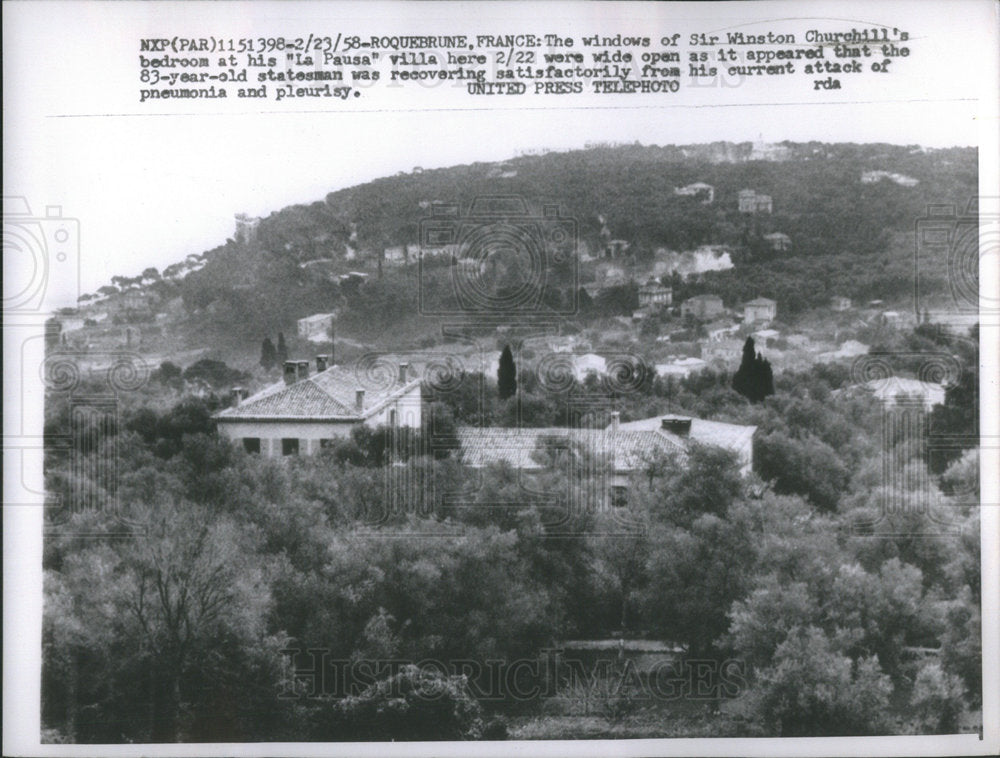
<box><xmin>661</xmin><ymin>416</ymin><xmax>691</xmax><ymax>437</ymax></box>
<box><xmin>398</xmin><ymin>362</ymin><xmax>409</xmax><ymax>384</ymax></box>
<box><xmin>283</xmin><ymin>361</ymin><xmax>297</xmax><ymax>385</ymax></box>
<box><xmin>355</xmin><ymin>389</ymin><xmax>365</xmax><ymax>413</ymax></box>
<box><xmin>316</xmin><ymin>354</ymin><xmax>329</xmax><ymax>373</ymax></box>
<box><xmin>231</xmin><ymin>386</ymin><xmax>248</xmax><ymax>406</ymax></box>
<box><xmin>296</xmin><ymin>360</ymin><xmax>310</xmax><ymax>381</ymax></box>
<box><xmin>610</xmin><ymin>411</ymin><xmax>620</xmax><ymax>435</ymax></box>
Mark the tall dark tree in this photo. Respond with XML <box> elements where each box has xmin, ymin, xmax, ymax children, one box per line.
<box><xmin>260</xmin><ymin>337</ymin><xmax>277</xmax><ymax>370</ymax></box>
<box><xmin>760</xmin><ymin>352</ymin><xmax>775</xmax><ymax>397</ymax></box>
<box><xmin>732</xmin><ymin>337</ymin><xmax>757</xmax><ymax>400</ymax></box>
<box><xmin>276</xmin><ymin>331</ymin><xmax>288</xmax><ymax>364</ymax></box>
<box><xmin>733</xmin><ymin>337</ymin><xmax>774</xmax><ymax>402</ymax></box>
<box><xmin>497</xmin><ymin>345</ymin><xmax>517</xmax><ymax>400</ymax></box>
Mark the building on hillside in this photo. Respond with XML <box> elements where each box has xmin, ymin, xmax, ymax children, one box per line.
<box><xmin>614</xmin><ymin>414</ymin><xmax>755</xmax><ymax>475</ymax></box>
<box><xmin>680</xmin><ymin>294</ymin><xmax>725</xmax><ymax>321</ymax></box>
<box><xmin>638</xmin><ymin>278</ymin><xmax>672</xmax><ymax>308</ymax></box>
<box><xmin>572</xmin><ymin>353</ymin><xmax>607</xmax><ymax>381</ymax></box>
<box><xmin>743</xmin><ymin>297</ymin><xmax>777</xmax><ymax>324</ymax></box>
<box><xmin>595</xmin><ymin>261</ymin><xmax>630</xmax><ymax>288</ymax></box>
<box><xmin>749</xmin><ymin>141</ymin><xmax>791</xmax><ymax>162</ymax></box>
<box><xmin>383</xmin><ymin>245</ymin><xmax>411</xmax><ymax>266</ymax></box>
<box><xmin>120</xmin><ymin>289</ymin><xmax>154</xmax><ymax>312</ymax></box>
<box><xmin>738</xmin><ymin>190</ymin><xmax>773</xmax><ymax>214</ymax></box>
<box><xmin>673</xmin><ymin>182</ymin><xmax>715</xmax><ymax>204</ymax></box>
<box><xmin>831</xmin><ymin>295</ymin><xmax>852</xmax><ymax>311</ymax></box>
<box><xmin>235</xmin><ymin>213</ymin><xmax>261</xmax><ymax>246</ymax></box>
<box><xmin>835</xmin><ymin>377</ymin><xmax>945</xmax><ymax>410</ymax></box>
<box><xmin>705</xmin><ymin>319</ymin><xmax>739</xmax><ymax>341</ymax></box>
<box><xmin>751</xmin><ymin>328</ymin><xmax>781</xmax><ymax>346</ymax></box>
<box><xmin>861</xmin><ymin>170</ymin><xmax>919</xmax><ymax>187</ymax></box>
<box><xmin>214</xmin><ymin>358</ymin><xmax>421</xmax><ymax>457</ymax></box>
<box><xmin>701</xmin><ymin>339</ymin><xmax>744</xmax><ymax>366</ymax></box>
<box><xmin>297</xmin><ymin>312</ymin><xmax>337</xmax><ymax>342</ymax></box>
<box><xmin>456</xmin><ymin>413</ymin><xmax>756</xmax><ymax>505</ymax></box>
<box><xmin>57</xmin><ymin>316</ymin><xmax>86</xmax><ymax>333</ymax></box>
<box><xmin>655</xmin><ymin>357</ymin><xmax>707</xmax><ymax>379</ymax></box>
<box><xmin>763</xmin><ymin>232</ymin><xmax>791</xmax><ymax>252</ymax></box>
<box><xmin>605</xmin><ymin>239</ymin><xmax>630</xmax><ymax>258</ymax></box>
<box><xmin>817</xmin><ymin>340</ymin><xmax>869</xmax><ymax>361</ymax></box>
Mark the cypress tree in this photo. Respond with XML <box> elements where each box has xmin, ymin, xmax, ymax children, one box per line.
<box><xmin>497</xmin><ymin>345</ymin><xmax>517</xmax><ymax>399</ymax></box>
<box><xmin>260</xmin><ymin>337</ymin><xmax>277</xmax><ymax>369</ymax></box>
<box><xmin>732</xmin><ymin>337</ymin><xmax>757</xmax><ymax>400</ymax></box>
<box><xmin>733</xmin><ymin>337</ymin><xmax>775</xmax><ymax>402</ymax></box>
<box><xmin>759</xmin><ymin>355</ymin><xmax>775</xmax><ymax>398</ymax></box>
<box><xmin>277</xmin><ymin>331</ymin><xmax>288</xmax><ymax>364</ymax></box>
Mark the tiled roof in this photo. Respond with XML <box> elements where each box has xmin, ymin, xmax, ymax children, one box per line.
<box><xmin>215</xmin><ymin>365</ymin><xmax>419</xmax><ymax>420</ymax></box>
<box><xmin>745</xmin><ymin>298</ymin><xmax>776</xmax><ymax>306</ymax></box>
<box><xmin>837</xmin><ymin>377</ymin><xmax>947</xmax><ymax>406</ymax></box>
<box><xmin>455</xmin><ymin>426</ymin><xmax>686</xmax><ymax>472</ymax></box>
<box><xmin>614</xmin><ymin>415</ymin><xmax>757</xmax><ymax>453</ymax></box>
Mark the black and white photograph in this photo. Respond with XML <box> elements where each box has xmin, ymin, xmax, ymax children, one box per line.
<box><xmin>4</xmin><ymin>1</ymin><xmax>998</xmax><ymax>755</ymax></box>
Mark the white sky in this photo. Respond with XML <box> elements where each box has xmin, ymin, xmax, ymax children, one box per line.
<box><xmin>4</xmin><ymin>0</ymin><xmax>998</xmax><ymax>305</ymax></box>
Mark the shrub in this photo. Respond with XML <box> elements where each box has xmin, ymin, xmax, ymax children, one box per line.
<box><xmin>743</xmin><ymin>627</ymin><xmax>892</xmax><ymax>736</ymax></box>
<box><xmin>319</xmin><ymin>664</ymin><xmax>484</xmax><ymax>741</ymax></box>
<box><xmin>910</xmin><ymin>662</ymin><xmax>966</xmax><ymax>734</ymax></box>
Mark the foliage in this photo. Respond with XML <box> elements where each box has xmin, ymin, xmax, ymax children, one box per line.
<box><xmin>316</xmin><ymin>664</ymin><xmax>485</xmax><ymax>741</ymax></box>
<box><xmin>910</xmin><ymin>662</ymin><xmax>966</xmax><ymax>734</ymax></box>
<box><xmin>260</xmin><ymin>337</ymin><xmax>278</xmax><ymax>370</ymax></box>
<box><xmin>732</xmin><ymin>337</ymin><xmax>774</xmax><ymax>403</ymax></box>
<box><xmin>497</xmin><ymin>345</ymin><xmax>517</xmax><ymax>400</ymax></box>
<box><xmin>181</xmin><ymin>358</ymin><xmax>248</xmax><ymax>389</ymax></box>
<box><xmin>739</xmin><ymin>627</ymin><xmax>892</xmax><ymax>736</ymax></box>
<box><xmin>276</xmin><ymin>331</ymin><xmax>288</xmax><ymax>364</ymax></box>
<box><xmin>753</xmin><ymin>430</ymin><xmax>850</xmax><ymax>510</ymax></box>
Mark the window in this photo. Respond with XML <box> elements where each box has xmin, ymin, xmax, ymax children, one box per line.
<box><xmin>242</xmin><ymin>437</ymin><xmax>261</xmax><ymax>454</ymax></box>
<box><xmin>319</xmin><ymin>438</ymin><xmax>336</xmax><ymax>450</ymax></box>
<box><xmin>610</xmin><ymin>485</ymin><xmax>629</xmax><ymax>508</ymax></box>
<box><xmin>281</xmin><ymin>438</ymin><xmax>299</xmax><ymax>456</ymax></box>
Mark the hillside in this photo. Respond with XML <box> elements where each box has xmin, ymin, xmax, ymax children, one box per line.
<box><xmin>77</xmin><ymin>142</ymin><xmax>977</xmax><ymax>360</ymax></box>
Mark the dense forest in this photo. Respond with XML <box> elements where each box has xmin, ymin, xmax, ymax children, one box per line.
<box><xmin>42</xmin><ymin>320</ymin><xmax>981</xmax><ymax>741</ymax></box>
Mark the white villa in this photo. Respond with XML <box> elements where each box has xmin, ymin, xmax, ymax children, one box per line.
<box><xmin>835</xmin><ymin>376</ymin><xmax>946</xmax><ymax>411</ymax></box>
<box><xmin>297</xmin><ymin>312</ymin><xmax>336</xmax><ymax>342</ymax></box>
<box><xmin>215</xmin><ymin>358</ymin><xmax>421</xmax><ymax>456</ymax></box>
<box><xmin>655</xmin><ymin>357</ymin><xmax>708</xmax><ymax>379</ymax></box>
<box><xmin>743</xmin><ymin>297</ymin><xmax>777</xmax><ymax>324</ymax></box>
